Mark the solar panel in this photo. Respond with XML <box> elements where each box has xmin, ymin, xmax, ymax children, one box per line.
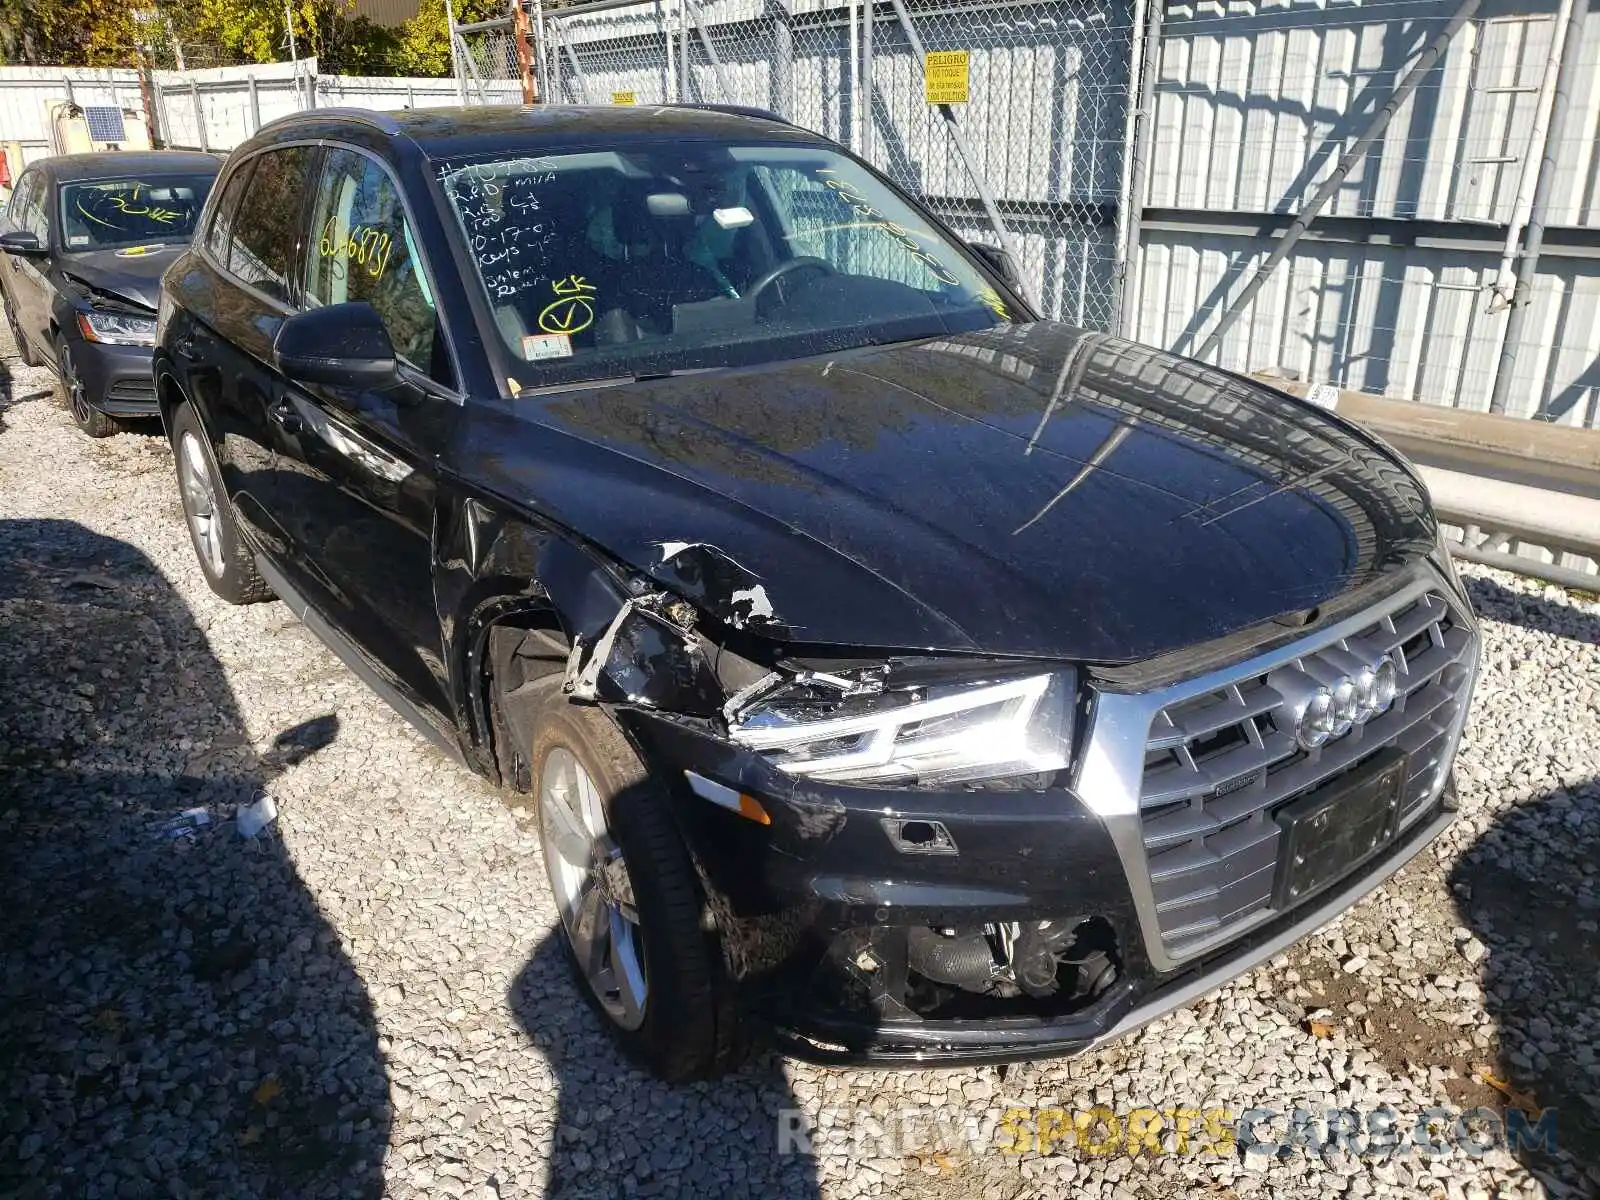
<box><xmin>83</xmin><ymin>106</ymin><xmax>127</xmax><ymax>144</ymax></box>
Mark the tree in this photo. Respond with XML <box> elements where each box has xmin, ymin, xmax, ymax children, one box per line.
<box><xmin>0</xmin><ymin>0</ymin><xmax>517</xmax><ymax>75</ymax></box>
<box><xmin>387</xmin><ymin>0</ymin><xmax>502</xmax><ymax>78</ymax></box>
<box><xmin>0</xmin><ymin>0</ymin><xmax>139</xmax><ymax>66</ymax></box>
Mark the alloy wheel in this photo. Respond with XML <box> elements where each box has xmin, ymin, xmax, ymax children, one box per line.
<box><xmin>60</xmin><ymin>346</ymin><xmax>91</xmax><ymax>428</ymax></box>
<box><xmin>177</xmin><ymin>431</ymin><xmax>225</xmax><ymax>578</ymax></box>
<box><xmin>539</xmin><ymin>746</ymin><xmax>649</xmax><ymax>1030</ymax></box>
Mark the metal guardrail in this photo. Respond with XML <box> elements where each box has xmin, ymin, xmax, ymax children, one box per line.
<box><xmin>1263</xmin><ymin>379</ymin><xmax>1600</xmax><ymax>593</ymax></box>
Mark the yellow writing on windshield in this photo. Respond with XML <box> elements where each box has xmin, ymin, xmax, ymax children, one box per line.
<box><xmin>76</xmin><ymin>183</ymin><xmax>183</xmax><ymax>230</ymax></box>
<box><xmin>538</xmin><ymin>274</ymin><xmax>597</xmax><ymax>334</ymax></box>
<box><xmin>319</xmin><ymin>216</ymin><xmax>394</xmax><ymax>281</ymax></box>
<box><xmin>814</xmin><ymin>170</ymin><xmax>961</xmax><ymax>287</ymax></box>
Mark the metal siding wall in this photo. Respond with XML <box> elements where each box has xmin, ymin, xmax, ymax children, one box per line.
<box><xmin>0</xmin><ymin>67</ymin><xmax>146</xmax><ymax>162</ymax></box>
<box><xmin>1146</xmin><ymin>7</ymin><xmax>1593</xmax><ymax>223</ymax></box>
<box><xmin>1550</xmin><ymin>5</ymin><xmax>1600</xmax><ymax>225</ymax></box>
<box><xmin>317</xmin><ymin>76</ymin><xmax>465</xmax><ymax>108</ymax></box>
<box><xmin>1133</xmin><ymin>231</ymin><xmax>1600</xmax><ymax>424</ymax></box>
<box><xmin>1142</xmin><ymin>0</ymin><xmax>1600</xmax><ymax>426</ymax></box>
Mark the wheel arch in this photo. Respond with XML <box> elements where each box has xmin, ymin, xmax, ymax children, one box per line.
<box><xmin>155</xmin><ymin>365</ymin><xmax>188</xmax><ymax>438</ymax></box>
<box><xmin>439</xmin><ymin>503</ymin><xmax>635</xmax><ymax>788</ymax></box>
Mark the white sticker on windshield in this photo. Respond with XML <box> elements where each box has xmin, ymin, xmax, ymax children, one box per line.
<box><xmin>69</xmin><ymin>235</ymin><xmax>89</xmax><ymax>247</ymax></box>
<box><xmin>713</xmin><ymin>206</ymin><xmax>755</xmax><ymax>229</ymax></box>
<box><xmin>522</xmin><ymin>332</ymin><xmax>573</xmax><ymax>362</ymax></box>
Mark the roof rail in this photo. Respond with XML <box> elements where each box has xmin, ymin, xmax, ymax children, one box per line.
<box><xmin>257</xmin><ymin>107</ymin><xmax>406</xmax><ymax>136</ymax></box>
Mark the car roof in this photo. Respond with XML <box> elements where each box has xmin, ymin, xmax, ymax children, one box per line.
<box><xmin>257</xmin><ymin>104</ymin><xmax>824</xmax><ymax>162</ymax></box>
<box><xmin>33</xmin><ymin>151</ymin><xmax>223</xmax><ymax>182</ymax></box>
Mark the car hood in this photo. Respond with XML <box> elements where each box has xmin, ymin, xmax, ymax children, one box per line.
<box><xmin>60</xmin><ymin>244</ymin><xmax>183</xmax><ymax>311</ymax></box>
<box><xmin>465</xmin><ymin>322</ymin><xmax>1436</xmax><ymax>663</ymax></box>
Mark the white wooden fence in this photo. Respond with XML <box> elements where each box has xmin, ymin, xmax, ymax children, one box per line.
<box><xmin>0</xmin><ymin>60</ymin><xmax>484</xmax><ymax>165</ymax></box>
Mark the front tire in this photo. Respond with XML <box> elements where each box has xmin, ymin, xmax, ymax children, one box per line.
<box><xmin>527</xmin><ymin>681</ymin><xmax>745</xmax><ymax>1081</ymax></box>
<box><xmin>169</xmin><ymin>403</ymin><xmax>274</xmax><ymax>605</ymax></box>
<box><xmin>57</xmin><ymin>336</ymin><xmax>120</xmax><ymax>438</ymax></box>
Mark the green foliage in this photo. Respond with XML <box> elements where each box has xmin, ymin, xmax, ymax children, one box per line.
<box><xmin>387</xmin><ymin>0</ymin><xmax>502</xmax><ymax>77</ymax></box>
<box><xmin>0</xmin><ymin>0</ymin><xmax>509</xmax><ymax>75</ymax></box>
<box><xmin>0</xmin><ymin>0</ymin><xmax>139</xmax><ymax>67</ymax></box>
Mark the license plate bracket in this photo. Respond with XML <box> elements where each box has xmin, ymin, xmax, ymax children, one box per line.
<box><xmin>1272</xmin><ymin>748</ymin><xmax>1407</xmax><ymax>910</ymax></box>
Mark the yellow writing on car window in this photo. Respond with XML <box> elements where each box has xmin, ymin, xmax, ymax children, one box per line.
<box><xmin>319</xmin><ymin>215</ymin><xmax>394</xmax><ymax>281</ymax></box>
<box><xmin>77</xmin><ymin>184</ymin><xmax>182</xmax><ymax>230</ymax></box>
<box><xmin>977</xmin><ymin>285</ymin><xmax>1011</xmax><ymax>321</ymax></box>
<box><xmin>538</xmin><ymin>273</ymin><xmax>597</xmax><ymax>334</ymax></box>
<box><xmin>814</xmin><ymin>170</ymin><xmax>961</xmax><ymax>287</ymax></box>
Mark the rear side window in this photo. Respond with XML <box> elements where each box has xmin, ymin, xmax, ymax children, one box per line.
<box><xmin>9</xmin><ymin>173</ymin><xmax>46</xmax><ymax>241</ymax></box>
<box><xmin>304</xmin><ymin>148</ymin><xmax>439</xmax><ymax>375</ymax></box>
<box><xmin>228</xmin><ymin>146</ymin><xmax>314</xmax><ymax>303</ymax></box>
<box><xmin>204</xmin><ymin>160</ymin><xmax>254</xmax><ymax>263</ymax></box>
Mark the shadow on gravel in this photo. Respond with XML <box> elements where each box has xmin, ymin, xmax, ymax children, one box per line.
<box><xmin>0</xmin><ymin>518</ymin><xmax>391</xmax><ymax>1199</ymax></box>
<box><xmin>0</xmin><ymin>357</ymin><xmax>60</xmax><ymax>433</ymax></box>
<box><xmin>1464</xmin><ymin>574</ymin><xmax>1600</xmax><ymax>647</ymax></box>
<box><xmin>511</xmin><ymin>932</ymin><xmax>822</xmax><ymax>1199</ymax></box>
<box><xmin>1450</xmin><ymin>772</ymin><xmax>1600</xmax><ymax>1189</ymax></box>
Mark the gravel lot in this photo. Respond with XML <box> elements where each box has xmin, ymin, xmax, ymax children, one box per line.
<box><xmin>0</xmin><ymin>339</ymin><xmax>1597</xmax><ymax>1200</ymax></box>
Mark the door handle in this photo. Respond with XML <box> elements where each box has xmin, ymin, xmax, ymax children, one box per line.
<box><xmin>268</xmin><ymin>399</ymin><xmax>304</xmax><ymax>436</ymax></box>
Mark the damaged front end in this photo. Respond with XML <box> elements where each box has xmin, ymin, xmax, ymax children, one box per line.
<box><xmin>502</xmin><ymin>537</ymin><xmax>1137</xmax><ymax>1065</ymax></box>
<box><xmin>64</xmin><ymin>274</ymin><xmax>159</xmax><ymax>343</ymax></box>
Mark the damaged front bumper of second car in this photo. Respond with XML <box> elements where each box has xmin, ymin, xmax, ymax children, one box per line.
<box><xmin>541</xmin><ymin>551</ymin><xmax>1479</xmax><ymax>1067</ymax></box>
<box><xmin>67</xmin><ymin>288</ymin><xmax>161</xmax><ymax>417</ymax></box>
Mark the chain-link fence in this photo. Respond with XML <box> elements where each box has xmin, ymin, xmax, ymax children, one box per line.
<box><xmin>455</xmin><ymin>15</ymin><xmax>528</xmax><ymax>104</ymax></box>
<box><xmin>541</xmin><ymin>0</ymin><xmax>1134</xmax><ymax>328</ymax></box>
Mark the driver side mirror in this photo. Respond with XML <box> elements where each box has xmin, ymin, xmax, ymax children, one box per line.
<box><xmin>273</xmin><ymin>301</ymin><xmax>398</xmax><ymax>390</ymax></box>
<box><xmin>0</xmin><ymin>230</ymin><xmax>46</xmax><ymax>257</ymax></box>
<box><xmin>966</xmin><ymin>241</ymin><xmax>1019</xmax><ymax>289</ymax></box>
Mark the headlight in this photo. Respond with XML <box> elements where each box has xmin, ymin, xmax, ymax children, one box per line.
<box><xmin>77</xmin><ymin>310</ymin><xmax>157</xmax><ymax>347</ymax></box>
<box><xmin>727</xmin><ymin>668</ymin><xmax>1075</xmax><ymax>787</ymax></box>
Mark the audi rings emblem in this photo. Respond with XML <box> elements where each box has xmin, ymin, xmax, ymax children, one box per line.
<box><xmin>1269</xmin><ymin>651</ymin><xmax>1400</xmax><ymax>751</ymax></box>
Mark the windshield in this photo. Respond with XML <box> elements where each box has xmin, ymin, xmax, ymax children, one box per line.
<box><xmin>436</xmin><ymin>143</ymin><xmax>1013</xmax><ymax>388</ymax></box>
<box><xmin>60</xmin><ymin>174</ymin><xmax>216</xmax><ymax>251</ymax></box>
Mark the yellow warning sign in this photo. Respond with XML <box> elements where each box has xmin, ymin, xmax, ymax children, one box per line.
<box><xmin>612</xmin><ymin>91</ymin><xmax>636</xmax><ymax>105</ymax></box>
<box><xmin>924</xmin><ymin>51</ymin><xmax>970</xmax><ymax>104</ymax></box>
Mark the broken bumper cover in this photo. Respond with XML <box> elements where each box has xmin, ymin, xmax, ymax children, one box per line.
<box><xmin>620</xmin><ymin>709</ymin><xmax>1457</xmax><ymax>1067</ymax></box>
<box><xmin>72</xmin><ymin>338</ymin><xmax>158</xmax><ymax>416</ymax></box>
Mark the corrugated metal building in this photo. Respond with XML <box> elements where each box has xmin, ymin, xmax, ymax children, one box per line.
<box><xmin>1135</xmin><ymin>0</ymin><xmax>1600</xmax><ymax>426</ymax></box>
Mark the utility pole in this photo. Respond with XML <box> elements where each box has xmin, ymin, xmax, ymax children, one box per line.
<box><xmin>445</xmin><ymin>0</ymin><xmax>469</xmax><ymax>105</ymax></box>
<box><xmin>513</xmin><ymin>0</ymin><xmax>537</xmax><ymax>104</ymax></box>
<box><xmin>284</xmin><ymin>3</ymin><xmax>304</xmax><ymax>108</ymax></box>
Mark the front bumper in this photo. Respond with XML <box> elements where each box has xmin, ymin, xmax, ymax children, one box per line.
<box><xmin>611</xmin><ymin>562</ymin><xmax>1477</xmax><ymax>1067</ymax></box>
<box><xmin>69</xmin><ymin>336</ymin><xmax>157</xmax><ymax>417</ymax></box>
<box><xmin>774</xmin><ymin>800</ymin><xmax>1455</xmax><ymax>1066</ymax></box>
<box><xmin>625</xmin><ymin>708</ymin><xmax>1459</xmax><ymax>1066</ymax></box>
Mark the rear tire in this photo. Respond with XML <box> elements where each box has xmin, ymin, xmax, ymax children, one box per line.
<box><xmin>5</xmin><ymin>300</ymin><xmax>38</xmax><ymax>366</ymax></box>
<box><xmin>57</xmin><ymin>336</ymin><xmax>120</xmax><ymax>438</ymax></box>
<box><xmin>169</xmin><ymin>403</ymin><xmax>274</xmax><ymax>605</ymax></box>
<box><xmin>525</xmin><ymin>678</ymin><xmax>745</xmax><ymax>1081</ymax></box>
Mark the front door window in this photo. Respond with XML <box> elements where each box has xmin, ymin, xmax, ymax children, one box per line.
<box><xmin>304</xmin><ymin>149</ymin><xmax>439</xmax><ymax>377</ymax></box>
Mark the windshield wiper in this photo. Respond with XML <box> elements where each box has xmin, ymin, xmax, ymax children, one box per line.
<box><xmin>515</xmin><ymin>368</ymin><xmax>724</xmax><ymax>397</ymax></box>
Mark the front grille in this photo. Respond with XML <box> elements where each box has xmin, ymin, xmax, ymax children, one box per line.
<box><xmin>1137</xmin><ymin>589</ymin><xmax>1476</xmax><ymax>958</ymax></box>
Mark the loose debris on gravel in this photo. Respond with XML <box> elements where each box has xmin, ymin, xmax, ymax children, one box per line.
<box><xmin>0</xmin><ymin>342</ymin><xmax>1596</xmax><ymax>1200</ymax></box>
